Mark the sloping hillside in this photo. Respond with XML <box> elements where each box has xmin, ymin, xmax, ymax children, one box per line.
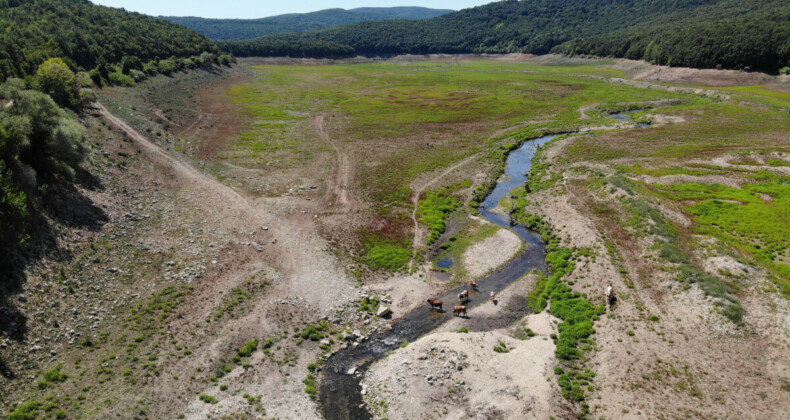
<box><xmin>0</xmin><ymin>0</ymin><xmax>218</xmax><ymax>80</ymax></box>
<box><xmin>221</xmin><ymin>0</ymin><xmax>790</xmax><ymax>71</ymax></box>
<box><xmin>162</xmin><ymin>7</ymin><xmax>452</xmax><ymax>41</ymax></box>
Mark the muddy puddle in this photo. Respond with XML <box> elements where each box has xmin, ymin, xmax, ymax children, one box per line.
<box><xmin>611</xmin><ymin>111</ymin><xmax>651</xmax><ymax>128</ymax></box>
<box><xmin>319</xmin><ymin>135</ymin><xmax>556</xmax><ymax>419</ymax></box>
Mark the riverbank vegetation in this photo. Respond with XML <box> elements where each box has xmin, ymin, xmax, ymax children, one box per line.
<box><xmin>220</xmin><ymin>60</ymin><xmax>690</xmax><ymax>271</ymax></box>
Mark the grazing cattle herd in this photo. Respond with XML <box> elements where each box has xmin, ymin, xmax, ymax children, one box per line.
<box><xmin>425</xmin><ymin>282</ymin><xmax>615</xmax><ymax>321</ymax></box>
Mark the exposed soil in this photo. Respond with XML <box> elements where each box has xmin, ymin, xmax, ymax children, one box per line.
<box><xmin>96</xmin><ymin>102</ymin><xmax>360</xmax><ymax>419</ymax></box>
<box><xmin>363</xmin><ymin>277</ymin><xmax>565</xmax><ymax>420</ymax></box>
<box><xmin>462</xmin><ymin>227</ymin><xmax>522</xmax><ymax>278</ymax></box>
<box><xmin>179</xmin><ymin>75</ymin><xmax>250</xmax><ymax>160</ymax></box>
<box><xmin>4</xmin><ymin>56</ymin><xmax>790</xmax><ymax>420</ymax></box>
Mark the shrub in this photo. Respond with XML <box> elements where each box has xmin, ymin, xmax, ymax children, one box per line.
<box><xmin>43</xmin><ymin>364</ymin><xmax>68</xmax><ymax>383</ymax></box>
<box><xmin>303</xmin><ymin>374</ymin><xmax>317</xmax><ymax>400</ymax></box>
<box><xmin>33</xmin><ymin>58</ymin><xmax>79</xmax><ymax>110</ymax></box>
<box><xmin>8</xmin><ymin>400</ymin><xmax>41</xmax><ymax>420</ymax></box>
<box><xmin>108</xmin><ymin>72</ymin><xmax>136</xmax><ymax>87</ymax></box>
<box><xmin>720</xmin><ymin>302</ymin><xmax>744</xmax><ymax>325</ymax></box>
<box><xmin>198</xmin><ymin>394</ymin><xmax>218</xmax><ymax>404</ymax></box>
<box><xmin>238</xmin><ymin>339</ymin><xmax>259</xmax><ymax>357</ymax></box>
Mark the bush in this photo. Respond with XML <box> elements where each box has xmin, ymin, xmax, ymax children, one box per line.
<box><xmin>493</xmin><ymin>341</ymin><xmax>510</xmax><ymax>353</ymax></box>
<box><xmin>303</xmin><ymin>374</ymin><xmax>317</xmax><ymax>400</ymax></box>
<box><xmin>8</xmin><ymin>400</ymin><xmax>41</xmax><ymax>420</ymax></box>
<box><xmin>238</xmin><ymin>339</ymin><xmax>259</xmax><ymax>357</ymax></box>
<box><xmin>43</xmin><ymin>364</ymin><xmax>68</xmax><ymax>383</ymax></box>
<box><xmin>33</xmin><ymin>58</ymin><xmax>79</xmax><ymax>110</ymax></box>
<box><xmin>198</xmin><ymin>394</ymin><xmax>218</xmax><ymax>404</ymax></box>
<box><xmin>108</xmin><ymin>72</ymin><xmax>136</xmax><ymax>87</ymax></box>
<box><xmin>720</xmin><ymin>302</ymin><xmax>744</xmax><ymax>325</ymax></box>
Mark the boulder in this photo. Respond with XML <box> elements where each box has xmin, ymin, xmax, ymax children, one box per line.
<box><xmin>376</xmin><ymin>306</ymin><xmax>392</xmax><ymax>317</ymax></box>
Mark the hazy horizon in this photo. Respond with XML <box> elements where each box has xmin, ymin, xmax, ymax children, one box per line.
<box><xmin>90</xmin><ymin>0</ymin><xmax>493</xmax><ymax>19</ymax></box>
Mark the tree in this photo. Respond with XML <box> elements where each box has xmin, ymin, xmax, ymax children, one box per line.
<box><xmin>1</xmin><ymin>79</ymin><xmax>86</xmax><ymax>183</ymax></box>
<box><xmin>33</xmin><ymin>58</ymin><xmax>79</xmax><ymax>110</ymax></box>
<box><xmin>120</xmin><ymin>55</ymin><xmax>142</xmax><ymax>74</ymax></box>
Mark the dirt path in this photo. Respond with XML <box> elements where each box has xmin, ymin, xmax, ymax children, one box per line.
<box><xmin>313</xmin><ymin>114</ymin><xmax>351</xmax><ymax>207</ymax></box>
<box><xmin>408</xmin><ymin>154</ymin><xmax>480</xmax><ymax>271</ymax></box>
<box><xmin>96</xmin><ymin>103</ymin><xmax>248</xmax><ymax>207</ymax></box>
<box><xmin>97</xmin><ymin>101</ymin><xmax>356</xmax><ymax>308</ymax></box>
<box><xmin>98</xmin><ymin>101</ymin><xmax>359</xmax><ymax>418</ymax></box>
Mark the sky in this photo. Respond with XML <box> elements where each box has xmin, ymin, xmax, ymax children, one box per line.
<box><xmin>90</xmin><ymin>1</ymin><xmax>494</xmax><ymax>19</ymax></box>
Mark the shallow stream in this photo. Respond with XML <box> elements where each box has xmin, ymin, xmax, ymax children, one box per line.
<box><xmin>319</xmin><ymin>135</ymin><xmax>556</xmax><ymax>419</ymax></box>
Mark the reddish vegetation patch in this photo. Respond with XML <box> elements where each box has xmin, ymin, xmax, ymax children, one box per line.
<box><xmin>179</xmin><ymin>76</ymin><xmax>250</xmax><ymax>160</ymax></box>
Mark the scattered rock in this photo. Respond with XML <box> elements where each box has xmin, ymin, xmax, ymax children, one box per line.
<box><xmin>376</xmin><ymin>306</ymin><xmax>392</xmax><ymax>317</ymax></box>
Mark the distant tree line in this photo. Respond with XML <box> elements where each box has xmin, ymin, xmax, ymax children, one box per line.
<box><xmin>162</xmin><ymin>7</ymin><xmax>452</xmax><ymax>41</ymax></box>
<box><xmin>221</xmin><ymin>0</ymin><xmax>790</xmax><ymax>71</ymax></box>
<box><xmin>218</xmin><ymin>40</ymin><xmax>355</xmax><ymax>59</ymax></box>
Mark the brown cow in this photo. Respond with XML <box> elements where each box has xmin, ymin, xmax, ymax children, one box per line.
<box><xmin>469</xmin><ymin>280</ymin><xmax>479</xmax><ymax>289</ymax></box>
<box><xmin>458</xmin><ymin>289</ymin><xmax>469</xmax><ymax>303</ymax></box>
<box><xmin>453</xmin><ymin>305</ymin><xmax>467</xmax><ymax>317</ymax></box>
<box><xmin>427</xmin><ymin>299</ymin><xmax>443</xmax><ymax>312</ymax></box>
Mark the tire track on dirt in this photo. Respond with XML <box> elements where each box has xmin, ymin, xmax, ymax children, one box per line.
<box><xmin>97</xmin><ymin>102</ymin><xmax>355</xmax><ymax>308</ymax></box>
<box><xmin>96</xmin><ymin>102</ymin><xmax>248</xmax><ymax>208</ymax></box>
<box><xmin>313</xmin><ymin>114</ymin><xmax>351</xmax><ymax>208</ymax></box>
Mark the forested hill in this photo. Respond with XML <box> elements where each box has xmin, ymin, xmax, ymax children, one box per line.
<box><xmin>221</xmin><ymin>0</ymin><xmax>790</xmax><ymax>72</ymax></box>
<box><xmin>0</xmin><ymin>0</ymin><xmax>218</xmax><ymax>80</ymax></box>
<box><xmin>161</xmin><ymin>7</ymin><xmax>453</xmax><ymax>41</ymax></box>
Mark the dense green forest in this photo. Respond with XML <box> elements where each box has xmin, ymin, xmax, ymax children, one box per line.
<box><xmin>0</xmin><ymin>0</ymin><xmax>219</xmax><ymax>81</ymax></box>
<box><xmin>162</xmin><ymin>7</ymin><xmax>452</xmax><ymax>41</ymax></box>
<box><xmin>223</xmin><ymin>0</ymin><xmax>790</xmax><ymax>71</ymax></box>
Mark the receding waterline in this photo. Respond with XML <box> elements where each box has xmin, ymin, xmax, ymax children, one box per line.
<box><xmin>318</xmin><ymin>136</ymin><xmax>555</xmax><ymax>420</ymax></box>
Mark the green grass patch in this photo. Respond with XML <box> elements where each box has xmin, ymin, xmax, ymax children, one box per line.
<box><xmin>418</xmin><ymin>189</ymin><xmax>462</xmax><ymax>245</ymax></box>
<box><xmin>653</xmin><ymin>179</ymin><xmax>790</xmax><ymax>296</ymax></box>
<box><xmin>364</xmin><ymin>242</ymin><xmax>411</xmax><ymax>272</ymax></box>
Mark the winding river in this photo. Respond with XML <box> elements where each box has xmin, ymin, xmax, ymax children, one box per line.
<box><xmin>319</xmin><ymin>134</ymin><xmax>556</xmax><ymax>419</ymax></box>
